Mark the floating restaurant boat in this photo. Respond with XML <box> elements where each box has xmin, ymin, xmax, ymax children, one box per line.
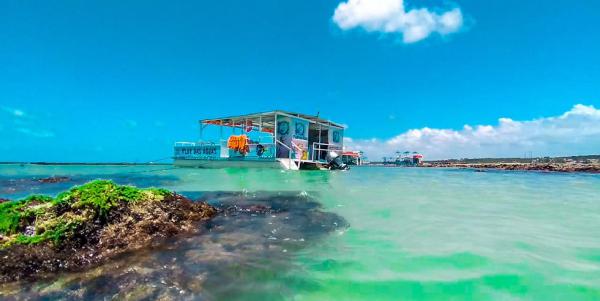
<box><xmin>173</xmin><ymin>111</ymin><xmax>349</xmax><ymax>170</ymax></box>
<box><xmin>341</xmin><ymin>151</ymin><xmax>364</xmax><ymax>166</ymax></box>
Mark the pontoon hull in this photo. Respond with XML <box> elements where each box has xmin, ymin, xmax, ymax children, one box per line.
<box><xmin>174</xmin><ymin>159</ymin><xmax>283</xmax><ymax>169</ymax></box>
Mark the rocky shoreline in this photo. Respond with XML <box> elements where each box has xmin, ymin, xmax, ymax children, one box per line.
<box><xmin>421</xmin><ymin>162</ymin><xmax>600</xmax><ymax>173</ymax></box>
<box><xmin>0</xmin><ymin>180</ymin><xmax>216</xmax><ymax>283</ymax></box>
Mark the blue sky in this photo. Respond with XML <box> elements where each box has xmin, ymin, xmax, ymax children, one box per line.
<box><xmin>1</xmin><ymin>0</ymin><xmax>599</xmax><ymax>162</ymax></box>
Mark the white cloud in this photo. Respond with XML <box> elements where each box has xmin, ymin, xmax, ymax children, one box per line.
<box><xmin>0</xmin><ymin>106</ymin><xmax>55</xmax><ymax>138</ymax></box>
<box><xmin>345</xmin><ymin>104</ymin><xmax>600</xmax><ymax>160</ymax></box>
<box><xmin>16</xmin><ymin>128</ymin><xmax>55</xmax><ymax>138</ymax></box>
<box><xmin>333</xmin><ymin>0</ymin><xmax>464</xmax><ymax>43</ymax></box>
<box><xmin>1</xmin><ymin>106</ymin><xmax>26</xmax><ymax>117</ymax></box>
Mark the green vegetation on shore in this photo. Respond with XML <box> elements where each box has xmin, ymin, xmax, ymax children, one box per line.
<box><xmin>0</xmin><ymin>180</ymin><xmax>172</xmax><ymax>249</ymax></box>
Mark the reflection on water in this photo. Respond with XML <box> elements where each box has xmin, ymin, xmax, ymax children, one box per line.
<box><xmin>0</xmin><ymin>190</ymin><xmax>348</xmax><ymax>300</ymax></box>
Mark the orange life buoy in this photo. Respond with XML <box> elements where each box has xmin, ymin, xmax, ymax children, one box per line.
<box><xmin>227</xmin><ymin>135</ymin><xmax>249</xmax><ymax>155</ymax></box>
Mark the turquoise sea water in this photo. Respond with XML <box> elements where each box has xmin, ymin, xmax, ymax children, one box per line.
<box><xmin>2</xmin><ymin>165</ymin><xmax>600</xmax><ymax>300</ymax></box>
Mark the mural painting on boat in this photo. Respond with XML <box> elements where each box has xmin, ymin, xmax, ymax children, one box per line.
<box><xmin>230</xmin><ymin>144</ymin><xmax>274</xmax><ymax>159</ymax></box>
<box><xmin>293</xmin><ymin>120</ymin><xmax>307</xmax><ymax>140</ymax></box>
<box><xmin>329</xmin><ymin>128</ymin><xmax>343</xmax><ymax>148</ymax></box>
<box><xmin>276</xmin><ymin>116</ymin><xmax>309</xmax><ymax>159</ymax></box>
<box><xmin>277</xmin><ymin>120</ymin><xmax>290</xmax><ymax>136</ymax></box>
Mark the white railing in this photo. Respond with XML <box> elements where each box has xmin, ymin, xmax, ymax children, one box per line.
<box><xmin>311</xmin><ymin>142</ymin><xmax>342</xmax><ymax>162</ymax></box>
<box><xmin>175</xmin><ymin>141</ymin><xmax>221</xmax><ymax>147</ymax></box>
<box><xmin>174</xmin><ymin>142</ymin><xmax>198</xmax><ymax>147</ymax></box>
<box><xmin>290</xmin><ymin>141</ymin><xmax>304</xmax><ymax>157</ymax></box>
<box><xmin>276</xmin><ymin>140</ymin><xmax>299</xmax><ymax>170</ymax></box>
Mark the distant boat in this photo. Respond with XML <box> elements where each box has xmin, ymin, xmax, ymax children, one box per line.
<box><xmin>174</xmin><ymin>110</ymin><xmax>349</xmax><ymax>170</ymax></box>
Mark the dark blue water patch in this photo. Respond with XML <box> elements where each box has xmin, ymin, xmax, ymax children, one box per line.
<box><xmin>0</xmin><ymin>191</ymin><xmax>348</xmax><ymax>301</ymax></box>
<box><xmin>0</xmin><ymin>173</ymin><xmax>180</xmax><ymax>200</ymax></box>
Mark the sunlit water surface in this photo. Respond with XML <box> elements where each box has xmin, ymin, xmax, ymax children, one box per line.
<box><xmin>1</xmin><ymin>164</ymin><xmax>600</xmax><ymax>300</ymax></box>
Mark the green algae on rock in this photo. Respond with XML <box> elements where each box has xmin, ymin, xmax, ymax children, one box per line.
<box><xmin>0</xmin><ymin>180</ymin><xmax>216</xmax><ymax>283</ymax></box>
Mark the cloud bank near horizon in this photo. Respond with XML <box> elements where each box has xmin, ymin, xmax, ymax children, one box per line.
<box><xmin>345</xmin><ymin>104</ymin><xmax>600</xmax><ymax>160</ymax></box>
<box><xmin>332</xmin><ymin>0</ymin><xmax>464</xmax><ymax>43</ymax></box>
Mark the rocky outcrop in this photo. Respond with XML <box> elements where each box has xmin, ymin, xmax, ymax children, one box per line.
<box><xmin>422</xmin><ymin>162</ymin><xmax>600</xmax><ymax>173</ymax></box>
<box><xmin>36</xmin><ymin>176</ymin><xmax>71</xmax><ymax>184</ymax></box>
<box><xmin>0</xmin><ymin>180</ymin><xmax>216</xmax><ymax>283</ymax></box>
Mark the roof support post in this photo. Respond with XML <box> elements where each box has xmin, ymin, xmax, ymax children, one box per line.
<box><xmin>199</xmin><ymin>121</ymin><xmax>203</xmax><ymax>142</ymax></box>
<box><xmin>258</xmin><ymin>115</ymin><xmax>262</xmax><ymax>143</ymax></box>
<box><xmin>274</xmin><ymin>113</ymin><xmax>278</xmax><ymax>155</ymax></box>
<box><xmin>317</xmin><ymin>124</ymin><xmax>322</xmax><ymax>161</ymax></box>
<box><xmin>219</xmin><ymin>119</ymin><xmax>223</xmax><ymax>141</ymax></box>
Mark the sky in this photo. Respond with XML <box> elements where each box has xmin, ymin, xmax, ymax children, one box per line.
<box><xmin>1</xmin><ymin>0</ymin><xmax>599</xmax><ymax>162</ymax></box>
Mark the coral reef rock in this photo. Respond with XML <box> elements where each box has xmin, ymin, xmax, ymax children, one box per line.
<box><xmin>0</xmin><ymin>180</ymin><xmax>216</xmax><ymax>283</ymax></box>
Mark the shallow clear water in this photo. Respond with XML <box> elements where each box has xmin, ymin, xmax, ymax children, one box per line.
<box><xmin>2</xmin><ymin>165</ymin><xmax>600</xmax><ymax>300</ymax></box>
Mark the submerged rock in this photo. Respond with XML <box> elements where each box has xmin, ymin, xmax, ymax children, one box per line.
<box><xmin>0</xmin><ymin>191</ymin><xmax>349</xmax><ymax>300</ymax></box>
<box><xmin>37</xmin><ymin>176</ymin><xmax>71</xmax><ymax>184</ymax></box>
<box><xmin>0</xmin><ymin>180</ymin><xmax>216</xmax><ymax>283</ymax></box>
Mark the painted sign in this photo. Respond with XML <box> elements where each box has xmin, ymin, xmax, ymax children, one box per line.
<box><xmin>174</xmin><ymin>145</ymin><xmax>220</xmax><ymax>159</ymax></box>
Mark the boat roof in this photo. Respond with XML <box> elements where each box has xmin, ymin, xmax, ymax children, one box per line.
<box><xmin>200</xmin><ymin>110</ymin><xmax>346</xmax><ymax>129</ymax></box>
<box><xmin>342</xmin><ymin>151</ymin><xmax>361</xmax><ymax>157</ymax></box>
